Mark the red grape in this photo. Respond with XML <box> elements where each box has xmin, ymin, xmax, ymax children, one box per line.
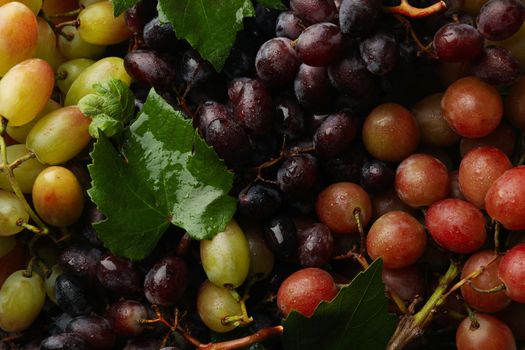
<box><xmin>456</xmin><ymin>313</ymin><xmax>516</xmax><ymax>350</ymax></box>
<box><xmin>498</xmin><ymin>244</ymin><xmax>525</xmax><ymax>303</ymax></box>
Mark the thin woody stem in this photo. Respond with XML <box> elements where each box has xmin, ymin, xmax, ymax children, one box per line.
<box><xmin>384</xmin><ymin>0</ymin><xmax>447</xmax><ymax>18</ymax></box>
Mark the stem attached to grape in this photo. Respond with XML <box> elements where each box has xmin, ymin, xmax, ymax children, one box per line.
<box><xmin>384</xmin><ymin>0</ymin><xmax>447</xmax><ymax>18</ymax></box>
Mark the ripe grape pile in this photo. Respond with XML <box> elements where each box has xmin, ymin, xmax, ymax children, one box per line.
<box><xmin>1</xmin><ymin>0</ymin><xmax>525</xmax><ymax>349</ymax></box>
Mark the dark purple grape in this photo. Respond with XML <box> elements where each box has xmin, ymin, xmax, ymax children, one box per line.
<box><xmin>124</xmin><ymin>50</ymin><xmax>176</xmax><ymax>90</ymax></box>
<box><xmin>295</xmin><ymin>23</ymin><xmax>343</xmax><ymax>66</ymax></box>
<box><xmin>275</xmin><ymin>97</ymin><xmax>305</xmax><ymax>140</ymax></box>
<box><xmin>328</xmin><ymin>56</ymin><xmax>378</xmax><ymax>99</ymax></box>
<box><xmin>143</xmin><ymin>17</ymin><xmax>178</xmax><ymax>52</ymax></box>
<box><xmin>290</xmin><ymin>0</ymin><xmax>337</xmax><ymax>24</ymax></box>
<box><xmin>444</xmin><ymin>0</ymin><xmax>466</xmax><ymax>16</ymax></box>
<box><xmin>179</xmin><ymin>48</ymin><xmax>216</xmax><ymax>87</ymax></box>
<box><xmin>125</xmin><ymin>0</ymin><xmax>157</xmax><ymax>33</ymax></box>
<box><xmin>123</xmin><ymin>339</ymin><xmax>161</xmax><ymax>350</ymax></box>
<box><xmin>277</xmin><ymin>154</ymin><xmax>318</xmax><ymax>194</ymax></box>
<box><xmin>40</xmin><ymin>333</ymin><xmax>87</xmax><ymax>350</ymax></box>
<box><xmin>256</xmin><ymin>37</ymin><xmax>300</xmax><ymax>85</ymax></box>
<box><xmin>96</xmin><ymin>254</ymin><xmax>143</xmax><ymax>296</ymax></box>
<box><xmin>264</xmin><ymin>216</ymin><xmax>298</xmax><ymax>259</ymax></box>
<box><xmin>50</xmin><ymin>313</ymin><xmax>73</xmax><ymax>335</ymax></box>
<box><xmin>197</xmin><ymin>101</ymin><xmax>230</xmax><ymax>133</ymax></box>
<box><xmin>66</xmin><ymin>315</ymin><xmax>115</xmax><ymax>350</ymax></box>
<box><xmin>228</xmin><ymin>78</ymin><xmax>274</xmax><ymax>134</ymax></box>
<box><xmin>313</xmin><ymin>111</ymin><xmax>357</xmax><ymax>156</ymax></box>
<box><xmin>474</xmin><ymin>46</ymin><xmax>522</xmax><ymax>86</ymax></box>
<box><xmin>55</xmin><ymin>274</ymin><xmax>91</xmax><ymax>316</ymax></box>
<box><xmin>433</xmin><ymin>23</ymin><xmax>484</xmax><ymax>62</ymax></box>
<box><xmin>58</xmin><ymin>245</ymin><xmax>101</xmax><ymax>283</ymax></box>
<box><xmin>222</xmin><ymin>32</ymin><xmax>258</xmax><ymax>80</ymax></box>
<box><xmin>360</xmin><ymin>160</ymin><xmax>395</xmax><ymax>193</ymax></box>
<box><xmin>294</xmin><ymin>64</ymin><xmax>335</xmax><ymax>112</ymax></box>
<box><xmin>144</xmin><ymin>256</ymin><xmax>188</xmax><ymax>306</ymax></box>
<box><xmin>321</xmin><ymin>154</ymin><xmax>365</xmax><ymax>184</ymax></box>
<box><xmin>339</xmin><ymin>0</ymin><xmax>381</xmax><ymax>37</ymax></box>
<box><xmin>276</xmin><ymin>11</ymin><xmax>304</xmax><ymax>39</ymax></box>
<box><xmin>107</xmin><ymin>300</ymin><xmax>148</xmax><ymax>337</ymax></box>
<box><xmin>204</xmin><ymin>118</ymin><xmax>251</xmax><ymax>165</ymax></box>
<box><xmin>238</xmin><ymin>184</ymin><xmax>282</xmax><ymax>219</ymax></box>
<box><xmin>359</xmin><ymin>33</ymin><xmax>398</xmax><ymax>75</ymax></box>
<box><xmin>77</xmin><ymin>204</ymin><xmax>103</xmax><ymax>246</ymax></box>
<box><xmin>297</xmin><ymin>223</ymin><xmax>334</xmax><ymax>267</ymax></box>
<box><xmin>477</xmin><ymin>0</ymin><xmax>525</xmax><ymax>41</ymax></box>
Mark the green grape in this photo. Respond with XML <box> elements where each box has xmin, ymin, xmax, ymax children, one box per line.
<box><xmin>58</xmin><ymin>25</ymin><xmax>106</xmax><ymax>60</ymax></box>
<box><xmin>245</xmin><ymin>224</ymin><xmax>275</xmax><ymax>281</ymax></box>
<box><xmin>65</xmin><ymin>57</ymin><xmax>132</xmax><ymax>106</ymax></box>
<box><xmin>0</xmin><ymin>270</ymin><xmax>46</xmax><ymax>332</ymax></box>
<box><xmin>34</xmin><ymin>17</ymin><xmax>57</xmax><ymax>65</ymax></box>
<box><xmin>78</xmin><ymin>1</ymin><xmax>131</xmax><ymax>45</ymax></box>
<box><xmin>0</xmin><ymin>0</ymin><xmax>42</xmax><ymax>14</ymax></box>
<box><xmin>200</xmin><ymin>219</ymin><xmax>251</xmax><ymax>288</ymax></box>
<box><xmin>79</xmin><ymin>0</ymin><xmax>104</xmax><ymax>6</ymax></box>
<box><xmin>0</xmin><ymin>58</ymin><xmax>55</xmax><ymax>126</ymax></box>
<box><xmin>26</xmin><ymin>106</ymin><xmax>91</xmax><ymax>165</ymax></box>
<box><xmin>0</xmin><ymin>236</ymin><xmax>16</xmax><ymax>257</ymax></box>
<box><xmin>197</xmin><ymin>280</ymin><xmax>243</xmax><ymax>333</ymax></box>
<box><xmin>56</xmin><ymin>58</ymin><xmax>95</xmax><ymax>95</ymax></box>
<box><xmin>0</xmin><ymin>144</ymin><xmax>47</xmax><ymax>194</ymax></box>
<box><xmin>0</xmin><ymin>2</ymin><xmax>38</xmax><ymax>76</ymax></box>
<box><xmin>6</xmin><ymin>99</ymin><xmax>61</xmax><ymax>144</ymax></box>
<box><xmin>45</xmin><ymin>264</ymin><xmax>62</xmax><ymax>304</ymax></box>
<box><xmin>0</xmin><ymin>190</ymin><xmax>29</xmax><ymax>236</ymax></box>
<box><xmin>32</xmin><ymin>166</ymin><xmax>84</xmax><ymax>227</ymax></box>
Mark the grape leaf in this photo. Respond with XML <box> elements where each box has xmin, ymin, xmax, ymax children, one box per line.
<box><xmin>282</xmin><ymin>259</ymin><xmax>397</xmax><ymax>350</ymax></box>
<box><xmin>88</xmin><ymin>90</ymin><xmax>236</xmax><ymax>260</ymax></box>
<box><xmin>78</xmin><ymin>79</ymin><xmax>135</xmax><ymax>138</ymax></box>
<box><xmin>111</xmin><ymin>0</ymin><xmax>139</xmax><ymax>16</ymax></box>
<box><xmin>257</xmin><ymin>0</ymin><xmax>286</xmax><ymax>10</ymax></box>
<box><xmin>157</xmin><ymin>0</ymin><xmax>255</xmax><ymax>71</ymax></box>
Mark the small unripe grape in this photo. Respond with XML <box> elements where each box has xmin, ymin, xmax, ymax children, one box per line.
<box><xmin>56</xmin><ymin>59</ymin><xmax>95</xmax><ymax>95</ymax></box>
<box><xmin>0</xmin><ymin>144</ymin><xmax>47</xmax><ymax>194</ymax></box>
<box><xmin>32</xmin><ymin>166</ymin><xmax>84</xmax><ymax>228</ymax></box>
<box><xmin>58</xmin><ymin>25</ymin><xmax>106</xmax><ymax>60</ymax></box>
<box><xmin>0</xmin><ymin>190</ymin><xmax>29</xmax><ymax>236</ymax></box>
<box><xmin>197</xmin><ymin>280</ymin><xmax>243</xmax><ymax>333</ymax></box>
<box><xmin>78</xmin><ymin>1</ymin><xmax>132</xmax><ymax>45</ymax></box>
<box><xmin>34</xmin><ymin>17</ymin><xmax>57</xmax><ymax>65</ymax></box>
<box><xmin>45</xmin><ymin>264</ymin><xmax>62</xmax><ymax>304</ymax></box>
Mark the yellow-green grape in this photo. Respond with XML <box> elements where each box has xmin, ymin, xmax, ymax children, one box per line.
<box><xmin>0</xmin><ymin>144</ymin><xmax>47</xmax><ymax>194</ymax></box>
<box><xmin>200</xmin><ymin>220</ymin><xmax>251</xmax><ymax>288</ymax></box>
<box><xmin>0</xmin><ymin>58</ymin><xmax>55</xmax><ymax>126</ymax></box>
<box><xmin>0</xmin><ymin>0</ymin><xmax>42</xmax><ymax>14</ymax></box>
<box><xmin>0</xmin><ymin>270</ymin><xmax>46</xmax><ymax>332</ymax></box>
<box><xmin>65</xmin><ymin>57</ymin><xmax>132</xmax><ymax>106</ymax></box>
<box><xmin>0</xmin><ymin>190</ymin><xmax>29</xmax><ymax>236</ymax></box>
<box><xmin>45</xmin><ymin>264</ymin><xmax>62</xmax><ymax>304</ymax></box>
<box><xmin>56</xmin><ymin>58</ymin><xmax>95</xmax><ymax>94</ymax></box>
<box><xmin>245</xmin><ymin>225</ymin><xmax>275</xmax><ymax>281</ymax></box>
<box><xmin>0</xmin><ymin>236</ymin><xmax>16</xmax><ymax>257</ymax></box>
<box><xmin>26</xmin><ymin>106</ymin><xmax>91</xmax><ymax>165</ymax></box>
<box><xmin>32</xmin><ymin>166</ymin><xmax>84</xmax><ymax>227</ymax></box>
<box><xmin>58</xmin><ymin>25</ymin><xmax>106</xmax><ymax>60</ymax></box>
<box><xmin>0</xmin><ymin>2</ymin><xmax>38</xmax><ymax>76</ymax></box>
<box><xmin>34</xmin><ymin>17</ymin><xmax>57</xmax><ymax>65</ymax></box>
<box><xmin>196</xmin><ymin>280</ymin><xmax>243</xmax><ymax>333</ymax></box>
<box><xmin>78</xmin><ymin>1</ymin><xmax>132</xmax><ymax>45</ymax></box>
<box><xmin>6</xmin><ymin>99</ymin><xmax>61</xmax><ymax>144</ymax></box>
<box><xmin>79</xmin><ymin>0</ymin><xmax>104</xmax><ymax>6</ymax></box>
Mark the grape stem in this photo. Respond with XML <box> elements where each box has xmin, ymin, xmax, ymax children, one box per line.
<box><xmin>47</xmin><ymin>8</ymin><xmax>82</xmax><ymax>19</ymax></box>
<box><xmin>39</xmin><ymin>12</ymin><xmax>75</xmax><ymax>41</ymax></box>
<box><xmin>384</xmin><ymin>0</ymin><xmax>447</xmax><ymax>18</ymax></box>
<box><xmin>394</xmin><ymin>15</ymin><xmax>438</xmax><ymax>59</ymax></box>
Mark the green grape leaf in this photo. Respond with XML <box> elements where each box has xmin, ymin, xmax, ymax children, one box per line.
<box><xmin>88</xmin><ymin>90</ymin><xmax>236</xmax><ymax>260</ymax></box>
<box><xmin>282</xmin><ymin>259</ymin><xmax>397</xmax><ymax>350</ymax></box>
<box><xmin>111</xmin><ymin>0</ymin><xmax>139</xmax><ymax>16</ymax></box>
<box><xmin>78</xmin><ymin>79</ymin><xmax>135</xmax><ymax>138</ymax></box>
<box><xmin>257</xmin><ymin>0</ymin><xmax>286</xmax><ymax>10</ymax></box>
<box><xmin>157</xmin><ymin>0</ymin><xmax>255</xmax><ymax>71</ymax></box>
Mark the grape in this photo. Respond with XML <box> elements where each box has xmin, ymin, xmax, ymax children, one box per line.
<box><xmin>295</xmin><ymin>23</ymin><xmax>343</xmax><ymax>67</ymax></box>
<box><xmin>200</xmin><ymin>220</ymin><xmax>250</xmax><ymax>288</ymax></box>
<box><xmin>40</xmin><ymin>333</ymin><xmax>87</xmax><ymax>350</ymax></box>
<box><xmin>497</xmin><ymin>302</ymin><xmax>525</xmax><ymax>341</ymax></box>
<box><xmin>244</xmin><ymin>223</ymin><xmax>275</xmax><ymax>280</ymax></box>
<box><xmin>294</xmin><ymin>64</ymin><xmax>335</xmax><ymax>112</ymax></box>
<box><xmin>124</xmin><ymin>50</ymin><xmax>176</xmax><ymax>90</ymax></box>
<box><xmin>362</xmin><ymin>104</ymin><xmax>420</xmax><ymax>162</ymax></box>
<box><xmin>360</xmin><ymin>160</ymin><xmax>395</xmax><ymax>194</ymax></box>
<box><xmin>45</xmin><ymin>264</ymin><xmax>62</xmax><ymax>304</ymax></box>
<box><xmin>0</xmin><ymin>238</ymin><xmax>27</xmax><ymax>287</ymax></box>
<box><xmin>179</xmin><ymin>48</ymin><xmax>217</xmax><ymax>87</ymax></box>
<box><xmin>339</xmin><ymin>0</ymin><xmax>381</xmax><ymax>38</ymax></box>
<box><xmin>58</xmin><ymin>244</ymin><xmax>102</xmax><ymax>282</ymax></box>
<box><xmin>506</xmin><ymin>75</ymin><xmax>525</xmax><ymax>130</ymax></box>
<box><xmin>474</xmin><ymin>46</ymin><xmax>522</xmax><ymax>86</ymax></box>
<box><xmin>263</xmin><ymin>215</ymin><xmax>298</xmax><ymax>260</ymax></box>
<box><xmin>0</xmin><ymin>58</ymin><xmax>54</xmax><ymax>127</ymax></box>
<box><xmin>55</xmin><ymin>274</ymin><xmax>91</xmax><ymax>316</ymax></box>
<box><xmin>460</xmin><ymin>122</ymin><xmax>517</xmax><ymax>157</ymax></box>
<box><xmin>359</xmin><ymin>32</ymin><xmax>398</xmax><ymax>75</ymax></box>
<box><xmin>197</xmin><ymin>101</ymin><xmax>229</xmax><ymax>132</ymax></box>
<box><xmin>197</xmin><ymin>280</ymin><xmax>243</xmax><ymax>333</ymax></box>
<box><xmin>34</xmin><ymin>17</ymin><xmax>57</xmax><ymax>66</ymax></box>
<box><xmin>277</xmin><ymin>267</ymin><xmax>338</xmax><ymax>317</ymax></box>
<box><xmin>143</xmin><ymin>17</ymin><xmax>178</xmax><ymax>52</ymax></box>
<box><xmin>456</xmin><ymin>314</ymin><xmax>516</xmax><ymax>350</ymax></box>
<box><xmin>382</xmin><ymin>266</ymin><xmax>425</xmax><ymax>301</ymax></box>
<box><xmin>297</xmin><ymin>223</ymin><xmax>334</xmax><ymax>267</ymax></box>
<box><xmin>328</xmin><ymin>56</ymin><xmax>378</xmax><ymax>99</ymax></box>
<box><xmin>0</xmin><ymin>144</ymin><xmax>47</xmax><ymax>194</ymax></box>
<box><xmin>26</xmin><ymin>106</ymin><xmax>91</xmax><ymax>165</ymax></box>
<box><xmin>461</xmin><ymin>251</ymin><xmax>510</xmax><ymax>313</ymax></box>
<box><xmin>123</xmin><ymin>339</ymin><xmax>161</xmax><ymax>350</ymax></box>
<box><xmin>433</xmin><ymin>24</ymin><xmax>484</xmax><ymax>62</ymax></box>
<box><xmin>313</xmin><ymin>111</ymin><xmax>357</xmax><ymax>156</ymax></box>
<box><xmin>321</xmin><ymin>154</ymin><xmax>363</xmax><ymax>184</ymax></box>
<box><xmin>0</xmin><ymin>270</ymin><xmax>45</xmax><ymax>332</ymax></box>
<box><xmin>367</xmin><ymin>211</ymin><xmax>427</xmax><ymax>269</ymax></box>
<box><xmin>274</xmin><ymin>97</ymin><xmax>305</xmax><ymax>140</ymax></box>
<box><xmin>371</xmin><ymin>189</ymin><xmax>418</xmax><ymax>221</ymax></box>
<box><xmin>144</xmin><ymin>256</ymin><xmax>188</xmax><ymax>306</ymax></box>
<box><xmin>78</xmin><ymin>1</ymin><xmax>131</xmax><ymax>45</ymax></box>
<box><xmin>57</xmin><ymin>26</ymin><xmax>106</xmax><ymax>60</ymax></box>
<box><xmin>441</xmin><ymin>77</ymin><xmax>503</xmax><ymax>138</ymax></box>
<box><xmin>255</xmin><ymin>37</ymin><xmax>300</xmax><ymax>85</ymax></box>
<box><xmin>66</xmin><ymin>315</ymin><xmax>115</xmax><ymax>350</ymax></box>
<box><xmin>485</xmin><ymin>166</ymin><xmax>525</xmax><ymax>230</ymax></box>
<box><xmin>56</xmin><ymin>59</ymin><xmax>95</xmax><ymax>95</ymax></box>
<box><xmin>315</xmin><ymin>182</ymin><xmax>372</xmax><ymax>234</ymax></box>
<box><xmin>5</xmin><ymin>100</ymin><xmax>60</xmax><ymax>144</ymax></box>
<box><xmin>107</xmin><ymin>300</ymin><xmax>148</xmax><ymax>337</ymax></box>
<box><xmin>290</xmin><ymin>0</ymin><xmax>337</xmax><ymax>23</ymax></box>
<box><xmin>426</xmin><ymin>198</ymin><xmax>487</xmax><ymax>254</ymax></box>
<box><xmin>125</xmin><ymin>0</ymin><xmax>157</xmax><ymax>33</ymax></box>
<box><xmin>275</xmin><ymin>11</ymin><xmax>304</xmax><ymax>39</ymax></box>
<box><xmin>0</xmin><ymin>0</ymin><xmax>41</xmax><ymax>14</ymax></box>
<box><xmin>498</xmin><ymin>244</ymin><xmax>525</xmax><ymax>303</ymax></box>
<box><xmin>204</xmin><ymin>115</ymin><xmax>251</xmax><ymax>165</ymax></box>
<box><xmin>477</xmin><ymin>0</ymin><xmax>525</xmax><ymax>41</ymax></box>
<box><xmin>0</xmin><ymin>190</ymin><xmax>29</xmax><ymax>236</ymax></box>
<box><xmin>0</xmin><ymin>2</ymin><xmax>38</xmax><ymax>76</ymax></box>
<box><xmin>277</xmin><ymin>154</ymin><xmax>318</xmax><ymax>194</ymax></box>
<box><xmin>97</xmin><ymin>253</ymin><xmax>143</xmax><ymax>295</ymax></box>
<box><xmin>238</xmin><ymin>184</ymin><xmax>282</xmax><ymax>220</ymax></box>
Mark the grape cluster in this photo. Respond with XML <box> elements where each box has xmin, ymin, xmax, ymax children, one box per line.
<box><xmin>1</xmin><ymin>0</ymin><xmax>525</xmax><ymax>349</ymax></box>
